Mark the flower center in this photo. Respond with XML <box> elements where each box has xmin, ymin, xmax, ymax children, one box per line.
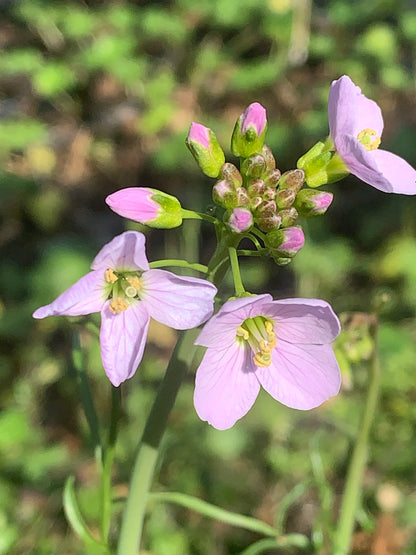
<box><xmin>237</xmin><ymin>316</ymin><xmax>276</xmax><ymax>367</ymax></box>
<box><xmin>104</xmin><ymin>268</ymin><xmax>144</xmax><ymax>314</ymax></box>
<box><xmin>357</xmin><ymin>128</ymin><xmax>381</xmax><ymax>151</ymax></box>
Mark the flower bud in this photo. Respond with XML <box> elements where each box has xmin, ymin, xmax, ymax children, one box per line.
<box><xmin>264</xmin><ymin>187</ymin><xmax>276</xmax><ymax>200</ymax></box>
<box><xmin>278</xmin><ymin>169</ymin><xmax>305</xmax><ymax>192</ymax></box>
<box><xmin>261</xmin><ymin>145</ymin><xmax>276</xmax><ymax>169</ymax></box>
<box><xmin>265</xmin><ymin>169</ymin><xmax>282</xmax><ymax>187</ymax></box>
<box><xmin>236</xmin><ymin>187</ymin><xmax>250</xmax><ymax>206</ymax></box>
<box><xmin>275</xmin><ymin>189</ymin><xmax>296</xmax><ymax>209</ymax></box>
<box><xmin>241</xmin><ymin>154</ymin><xmax>267</xmax><ymax>178</ymax></box>
<box><xmin>225</xmin><ymin>207</ymin><xmax>253</xmax><ymax>233</ymax></box>
<box><xmin>212</xmin><ymin>180</ymin><xmax>237</xmax><ymax>209</ymax></box>
<box><xmin>294</xmin><ymin>189</ymin><xmax>333</xmax><ymax>217</ymax></box>
<box><xmin>279</xmin><ymin>207</ymin><xmax>298</xmax><ymax>227</ymax></box>
<box><xmin>186</xmin><ymin>122</ymin><xmax>225</xmax><ymax>178</ymax></box>
<box><xmin>231</xmin><ymin>102</ymin><xmax>267</xmax><ymax>158</ymax></box>
<box><xmin>247</xmin><ymin>178</ymin><xmax>266</xmax><ymax>196</ymax></box>
<box><xmin>256</xmin><ymin>199</ymin><xmax>276</xmax><ymax>217</ymax></box>
<box><xmin>106</xmin><ymin>187</ymin><xmax>182</xmax><ymax>228</ymax></box>
<box><xmin>220</xmin><ymin>163</ymin><xmax>243</xmax><ymax>187</ymax></box>
<box><xmin>265</xmin><ymin>226</ymin><xmax>305</xmax><ymax>258</ymax></box>
<box><xmin>257</xmin><ymin>213</ymin><xmax>282</xmax><ymax>232</ymax></box>
<box><xmin>297</xmin><ymin>138</ymin><xmax>348</xmax><ymax>188</ymax></box>
<box><xmin>250</xmin><ymin>196</ymin><xmax>263</xmax><ymax>210</ymax></box>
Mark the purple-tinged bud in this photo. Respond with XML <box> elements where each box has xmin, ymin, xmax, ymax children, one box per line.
<box><xmin>236</xmin><ymin>187</ymin><xmax>250</xmax><ymax>206</ymax></box>
<box><xmin>106</xmin><ymin>187</ymin><xmax>182</xmax><ymax>228</ymax></box>
<box><xmin>257</xmin><ymin>213</ymin><xmax>282</xmax><ymax>232</ymax></box>
<box><xmin>275</xmin><ymin>188</ymin><xmax>296</xmax><ymax>209</ymax></box>
<box><xmin>278</xmin><ymin>169</ymin><xmax>305</xmax><ymax>192</ymax></box>
<box><xmin>264</xmin><ymin>187</ymin><xmax>276</xmax><ymax>200</ymax></box>
<box><xmin>186</xmin><ymin>122</ymin><xmax>225</xmax><ymax>178</ymax></box>
<box><xmin>262</xmin><ymin>145</ymin><xmax>276</xmax><ymax>169</ymax></box>
<box><xmin>294</xmin><ymin>189</ymin><xmax>333</xmax><ymax>217</ymax></box>
<box><xmin>241</xmin><ymin>154</ymin><xmax>267</xmax><ymax>178</ymax></box>
<box><xmin>279</xmin><ymin>207</ymin><xmax>298</xmax><ymax>227</ymax></box>
<box><xmin>265</xmin><ymin>169</ymin><xmax>282</xmax><ymax>187</ymax></box>
<box><xmin>256</xmin><ymin>199</ymin><xmax>276</xmax><ymax>217</ymax></box>
<box><xmin>231</xmin><ymin>102</ymin><xmax>267</xmax><ymax>158</ymax></box>
<box><xmin>250</xmin><ymin>196</ymin><xmax>263</xmax><ymax>210</ymax></box>
<box><xmin>220</xmin><ymin>163</ymin><xmax>243</xmax><ymax>187</ymax></box>
<box><xmin>212</xmin><ymin>180</ymin><xmax>237</xmax><ymax>209</ymax></box>
<box><xmin>225</xmin><ymin>207</ymin><xmax>253</xmax><ymax>233</ymax></box>
<box><xmin>265</xmin><ymin>226</ymin><xmax>305</xmax><ymax>258</ymax></box>
<box><xmin>247</xmin><ymin>178</ymin><xmax>266</xmax><ymax>196</ymax></box>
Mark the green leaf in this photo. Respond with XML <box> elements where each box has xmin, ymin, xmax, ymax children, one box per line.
<box><xmin>63</xmin><ymin>476</ymin><xmax>109</xmax><ymax>554</ymax></box>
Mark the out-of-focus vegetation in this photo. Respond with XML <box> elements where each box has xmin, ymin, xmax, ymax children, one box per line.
<box><xmin>1</xmin><ymin>0</ymin><xmax>416</xmax><ymax>553</ymax></box>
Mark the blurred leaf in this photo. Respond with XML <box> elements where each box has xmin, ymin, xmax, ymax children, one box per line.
<box><xmin>33</xmin><ymin>63</ymin><xmax>77</xmax><ymax>97</ymax></box>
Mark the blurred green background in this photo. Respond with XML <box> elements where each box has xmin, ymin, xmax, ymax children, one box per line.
<box><xmin>1</xmin><ymin>0</ymin><xmax>416</xmax><ymax>553</ymax></box>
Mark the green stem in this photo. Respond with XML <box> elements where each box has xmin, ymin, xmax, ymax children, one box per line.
<box><xmin>229</xmin><ymin>246</ymin><xmax>245</xmax><ymax>296</ymax></box>
<box><xmin>181</xmin><ymin>208</ymin><xmax>218</xmax><ymax>224</ymax></box>
<box><xmin>333</xmin><ymin>321</ymin><xmax>380</xmax><ymax>554</ymax></box>
<box><xmin>100</xmin><ymin>386</ymin><xmax>121</xmax><ymax>543</ymax></box>
<box><xmin>149</xmin><ymin>259</ymin><xmax>208</xmax><ymax>273</ymax></box>
<box><xmin>116</xmin><ymin>329</ymin><xmax>200</xmax><ymax>555</ymax></box>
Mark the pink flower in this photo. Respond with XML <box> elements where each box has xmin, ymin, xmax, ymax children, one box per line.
<box><xmin>227</xmin><ymin>207</ymin><xmax>253</xmax><ymax>233</ymax></box>
<box><xmin>329</xmin><ymin>75</ymin><xmax>416</xmax><ymax>194</ymax></box>
<box><xmin>33</xmin><ymin>231</ymin><xmax>217</xmax><ymax>387</ymax></box>
<box><xmin>241</xmin><ymin>102</ymin><xmax>267</xmax><ymax>136</ymax></box>
<box><xmin>194</xmin><ymin>294</ymin><xmax>341</xmax><ymax>430</ymax></box>
<box><xmin>188</xmin><ymin>122</ymin><xmax>210</xmax><ymax>149</ymax></box>
<box><xmin>106</xmin><ymin>187</ymin><xmax>183</xmax><ymax>229</ymax></box>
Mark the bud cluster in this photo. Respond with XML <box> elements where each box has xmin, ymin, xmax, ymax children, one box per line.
<box><xmin>186</xmin><ymin>102</ymin><xmax>334</xmax><ymax>265</ymax></box>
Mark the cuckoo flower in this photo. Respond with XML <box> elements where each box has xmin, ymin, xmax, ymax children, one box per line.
<box><xmin>194</xmin><ymin>294</ymin><xmax>341</xmax><ymax>430</ymax></box>
<box><xmin>33</xmin><ymin>231</ymin><xmax>217</xmax><ymax>387</ymax></box>
<box><xmin>329</xmin><ymin>75</ymin><xmax>416</xmax><ymax>194</ymax></box>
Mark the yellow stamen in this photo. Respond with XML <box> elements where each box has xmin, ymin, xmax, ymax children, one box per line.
<box><xmin>253</xmin><ymin>352</ymin><xmax>272</xmax><ymax>367</ymax></box>
<box><xmin>237</xmin><ymin>318</ymin><xmax>276</xmax><ymax>368</ymax></box>
<box><xmin>357</xmin><ymin>128</ymin><xmax>381</xmax><ymax>151</ymax></box>
<box><xmin>105</xmin><ymin>268</ymin><xmax>118</xmax><ymax>283</ymax></box>
<box><xmin>109</xmin><ymin>297</ymin><xmax>129</xmax><ymax>314</ymax></box>
<box><xmin>127</xmin><ymin>276</ymin><xmax>142</xmax><ymax>290</ymax></box>
<box><xmin>237</xmin><ymin>326</ymin><xmax>249</xmax><ymax>340</ymax></box>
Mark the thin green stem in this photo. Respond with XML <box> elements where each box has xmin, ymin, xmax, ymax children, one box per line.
<box><xmin>116</xmin><ymin>329</ymin><xmax>200</xmax><ymax>555</ymax></box>
<box><xmin>237</xmin><ymin>249</ymin><xmax>267</xmax><ymax>257</ymax></box>
<box><xmin>229</xmin><ymin>246</ymin><xmax>245</xmax><ymax>296</ymax></box>
<box><xmin>239</xmin><ymin>535</ymin><xmax>311</xmax><ymax>555</ymax></box>
<box><xmin>149</xmin><ymin>259</ymin><xmax>208</xmax><ymax>273</ymax></box>
<box><xmin>333</xmin><ymin>321</ymin><xmax>380</xmax><ymax>555</ymax></box>
<box><xmin>181</xmin><ymin>208</ymin><xmax>218</xmax><ymax>224</ymax></box>
<box><xmin>100</xmin><ymin>386</ymin><xmax>121</xmax><ymax>543</ymax></box>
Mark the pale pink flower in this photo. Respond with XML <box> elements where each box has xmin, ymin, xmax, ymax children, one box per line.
<box><xmin>194</xmin><ymin>294</ymin><xmax>341</xmax><ymax>430</ymax></box>
<box><xmin>33</xmin><ymin>231</ymin><xmax>217</xmax><ymax>387</ymax></box>
<box><xmin>329</xmin><ymin>75</ymin><xmax>416</xmax><ymax>194</ymax></box>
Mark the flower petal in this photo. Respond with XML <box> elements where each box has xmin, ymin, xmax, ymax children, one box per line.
<box><xmin>196</xmin><ymin>294</ymin><xmax>273</xmax><ymax>349</ymax></box>
<box><xmin>106</xmin><ymin>188</ymin><xmax>160</xmax><ymax>223</ymax></box>
<box><xmin>100</xmin><ymin>301</ymin><xmax>150</xmax><ymax>386</ymax></box>
<box><xmin>33</xmin><ymin>271</ymin><xmax>105</xmax><ymax>318</ymax></box>
<box><xmin>91</xmin><ymin>231</ymin><xmax>149</xmax><ymax>271</ymax></box>
<box><xmin>194</xmin><ymin>343</ymin><xmax>260</xmax><ymax>430</ymax></box>
<box><xmin>257</xmin><ymin>341</ymin><xmax>341</xmax><ymax>410</ymax></box>
<box><xmin>335</xmin><ymin>134</ymin><xmax>393</xmax><ymax>192</ymax></box>
<box><xmin>140</xmin><ymin>269</ymin><xmax>217</xmax><ymax>329</ymax></box>
<box><xmin>264</xmin><ymin>298</ymin><xmax>340</xmax><ymax>344</ymax></box>
<box><xmin>370</xmin><ymin>149</ymin><xmax>416</xmax><ymax>195</ymax></box>
<box><xmin>329</xmin><ymin>75</ymin><xmax>383</xmax><ymax>140</ymax></box>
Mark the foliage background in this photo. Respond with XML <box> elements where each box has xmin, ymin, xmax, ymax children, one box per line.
<box><xmin>1</xmin><ymin>0</ymin><xmax>416</xmax><ymax>553</ymax></box>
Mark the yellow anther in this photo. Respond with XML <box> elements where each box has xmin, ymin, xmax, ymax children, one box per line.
<box><xmin>357</xmin><ymin>128</ymin><xmax>381</xmax><ymax>151</ymax></box>
<box><xmin>127</xmin><ymin>276</ymin><xmax>142</xmax><ymax>289</ymax></box>
<box><xmin>105</xmin><ymin>268</ymin><xmax>118</xmax><ymax>283</ymax></box>
<box><xmin>237</xmin><ymin>326</ymin><xmax>250</xmax><ymax>340</ymax></box>
<box><xmin>259</xmin><ymin>339</ymin><xmax>272</xmax><ymax>354</ymax></box>
<box><xmin>265</xmin><ymin>321</ymin><xmax>274</xmax><ymax>334</ymax></box>
<box><xmin>109</xmin><ymin>297</ymin><xmax>129</xmax><ymax>314</ymax></box>
<box><xmin>253</xmin><ymin>352</ymin><xmax>272</xmax><ymax>367</ymax></box>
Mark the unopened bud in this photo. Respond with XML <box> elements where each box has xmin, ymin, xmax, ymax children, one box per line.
<box><xmin>212</xmin><ymin>180</ymin><xmax>237</xmax><ymax>209</ymax></box>
<box><xmin>250</xmin><ymin>196</ymin><xmax>263</xmax><ymax>210</ymax></box>
<box><xmin>247</xmin><ymin>178</ymin><xmax>266</xmax><ymax>196</ymax></box>
<box><xmin>231</xmin><ymin>102</ymin><xmax>267</xmax><ymax>158</ymax></box>
<box><xmin>106</xmin><ymin>187</ymin><xmax>182</xmax><ymax>229</ymax></box>
<box><xmin>257</xmin><ymin>213</ymin><xmax>282</xmax><ymax>232</ymax></box>
<box><xmin>186</xmin><ymin>122</ymin><xmax>225</xmax><ymax>178</ymax></box>
<box><xmin>278</xmin><ymin>169</ymin><xmax>305</xmax><ymax>192</ymax></box>
<box><xmin>236</xmin><ymin>187</ymin><xmax>250</xmax><ymax>206</ymax></box>
<box><xmin>275</xmin><ymin>189</ymin><xmax>296</xmax><ymax>209</ymax></box>
<box><xmin>264</xmin><ymin>187</ymin><xmax>276</xmax><ymax>200</ymax></box>
<box><xmin>265</xmin><ymin>226</ymin><xmax>305</xmax><ymax>258</ymax></box>
<box><xmin>297</xmin><ymin>138</ymin><xmax>349</xmax><ymax>188</ymax></box>
<box><xmin>264</xmin><ymin>169</ymin><xmax>282</xmax><ymax>187</ymax></box>
<box><xmin>225</xmin><ymin>207</ymin><xmax>253</xmax><ymax>233</ymax></box>
<box><xmin>262</xmin><ymin>145</ymin><xmax>276</xmax><ymax>169</ymax></box>
<box><xmin>279</xmin><ymin>207</ymin><xmax>298</xmax><ymax>227</ymax></box>
<box><xmin>294</xmin><ymin>189</ymin><xmax>333</xmax><ymax>217</ymax></box>
<box><xmin>256</xmin><ymin>199</ymin><xmax>276</xmax><ymax>217</ymax></box>
<box><xmin>220</xmin><ymin>163</ymin><xmax>243</xmax><ymax>187</ymax></box>
<box><xmin>241</xmin><ymin>154</ymin><xmax>267</xmax><ymax>178</ymax></box>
